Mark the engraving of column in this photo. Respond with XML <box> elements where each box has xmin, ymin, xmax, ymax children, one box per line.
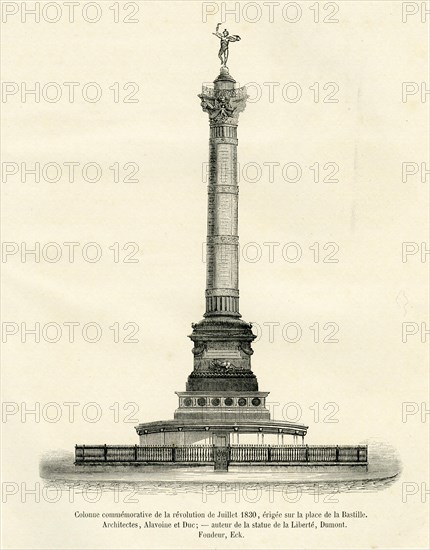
<box><xmin>199</xmin><ymin>68</ymin><xmax>247</xmax><ymax>318</ymax></box>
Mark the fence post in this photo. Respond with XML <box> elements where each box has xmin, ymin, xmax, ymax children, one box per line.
<box><xmin>134</xmin><ymin>444</ymin><xmax>138</xmax><ymax>462</ymax></box>
<box><xmin>172</xmin><ymin>445</ymin><xmax>176</xmax><ymax>462</ymax></box>
<box><xmin>104</xmin><ymin>444</ymin><xmax>107</xmax><ymax>462</ymax></box>
<box><xmin>268</xmin><ymin>445</ymin><xmax>271</xmax><ymax>462</ymax></box>
<box><xmin>357</xmin><ymin>447</ymin><xmax>360</xmax><ymax>462</ymax></box>
<box><xmin>305</xmin><ymin>445</ymin><xmax>309</xmax><ymax>462</ymax></box>
<box><xmin>336</xmin><ymin>445</ymin><xmax>339</xmax><ymax>462</ymax></box>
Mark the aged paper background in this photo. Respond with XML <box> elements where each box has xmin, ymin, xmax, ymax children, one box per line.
<box><xmin>1</xmin><ymin>0</ymin><xmax>428</xmax><ymax>548</ymax></box>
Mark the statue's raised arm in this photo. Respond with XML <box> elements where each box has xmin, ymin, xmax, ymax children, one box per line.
<box><xmin>212</xmin><ymin>22</ymin><xmax>222</xmax><ymax>38</ymax></box>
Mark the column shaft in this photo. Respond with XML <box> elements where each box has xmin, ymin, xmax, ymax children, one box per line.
<box><xmin>205</xmin><ymin>123</ymin><xmax>240</xmax><ymax>317</ymax></box>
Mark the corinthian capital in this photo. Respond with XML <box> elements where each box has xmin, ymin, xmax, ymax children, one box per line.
<box><xmin>198</xmin><ymin>86</ymin><xmax>248</xmax><ymax>124</ymax></box>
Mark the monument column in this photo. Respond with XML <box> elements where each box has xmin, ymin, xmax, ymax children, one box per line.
<box><xmin>183</xmin><ymin>66</ymin><xmax>258</xmax><ymax>393</ymax></box>
<box><xmin>203</xmin><ymin>67</ymin><xmax>246</xmax><ymax>318</ymax></box>
<box><xmin>130</xmin><ymin>26</ymin><xmax>309</xmax><ymax>449</ymax></box>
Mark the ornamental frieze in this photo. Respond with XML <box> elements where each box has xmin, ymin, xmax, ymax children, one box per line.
<box><xmin>207</xmin><ymin>235</ymin><xmax>239</xmax><ymax>245</ymax></box>
<box><xmin>207</xmin><ymin>185</ymin><xmax>238</xmax><ymax>194</ymax></box>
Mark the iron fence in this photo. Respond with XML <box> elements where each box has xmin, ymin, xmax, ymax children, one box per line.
<box><xmin>75</xmin><ymin>444</ymin><xmax>367</xmax><ymax>465</ymax></box>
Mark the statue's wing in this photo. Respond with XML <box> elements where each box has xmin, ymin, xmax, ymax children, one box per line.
<box><xmin>228</xmin><ymin>35</ymin><xmax>241</xmax><ymax>42</ymax></box>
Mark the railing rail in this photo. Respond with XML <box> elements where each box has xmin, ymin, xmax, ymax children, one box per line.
<box><xmin>75</xmin><ymin>444</ymin><xmax>367</xmax><ymax>464</ymax></box>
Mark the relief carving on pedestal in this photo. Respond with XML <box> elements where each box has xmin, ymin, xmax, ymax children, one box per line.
<box><xmin>239</xmin><ymin>342</ymin><xmax>254</xmax><ymax>356</ymax></box>
<box><xmin>210</xmin><ymin>359</ymin><xmax>244</xmax><ymax>372</ymax></box>
<box><xmin>191</xmin><ymin>342</ymin><xmax>207</xmax><ymax>357</ymax></box>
